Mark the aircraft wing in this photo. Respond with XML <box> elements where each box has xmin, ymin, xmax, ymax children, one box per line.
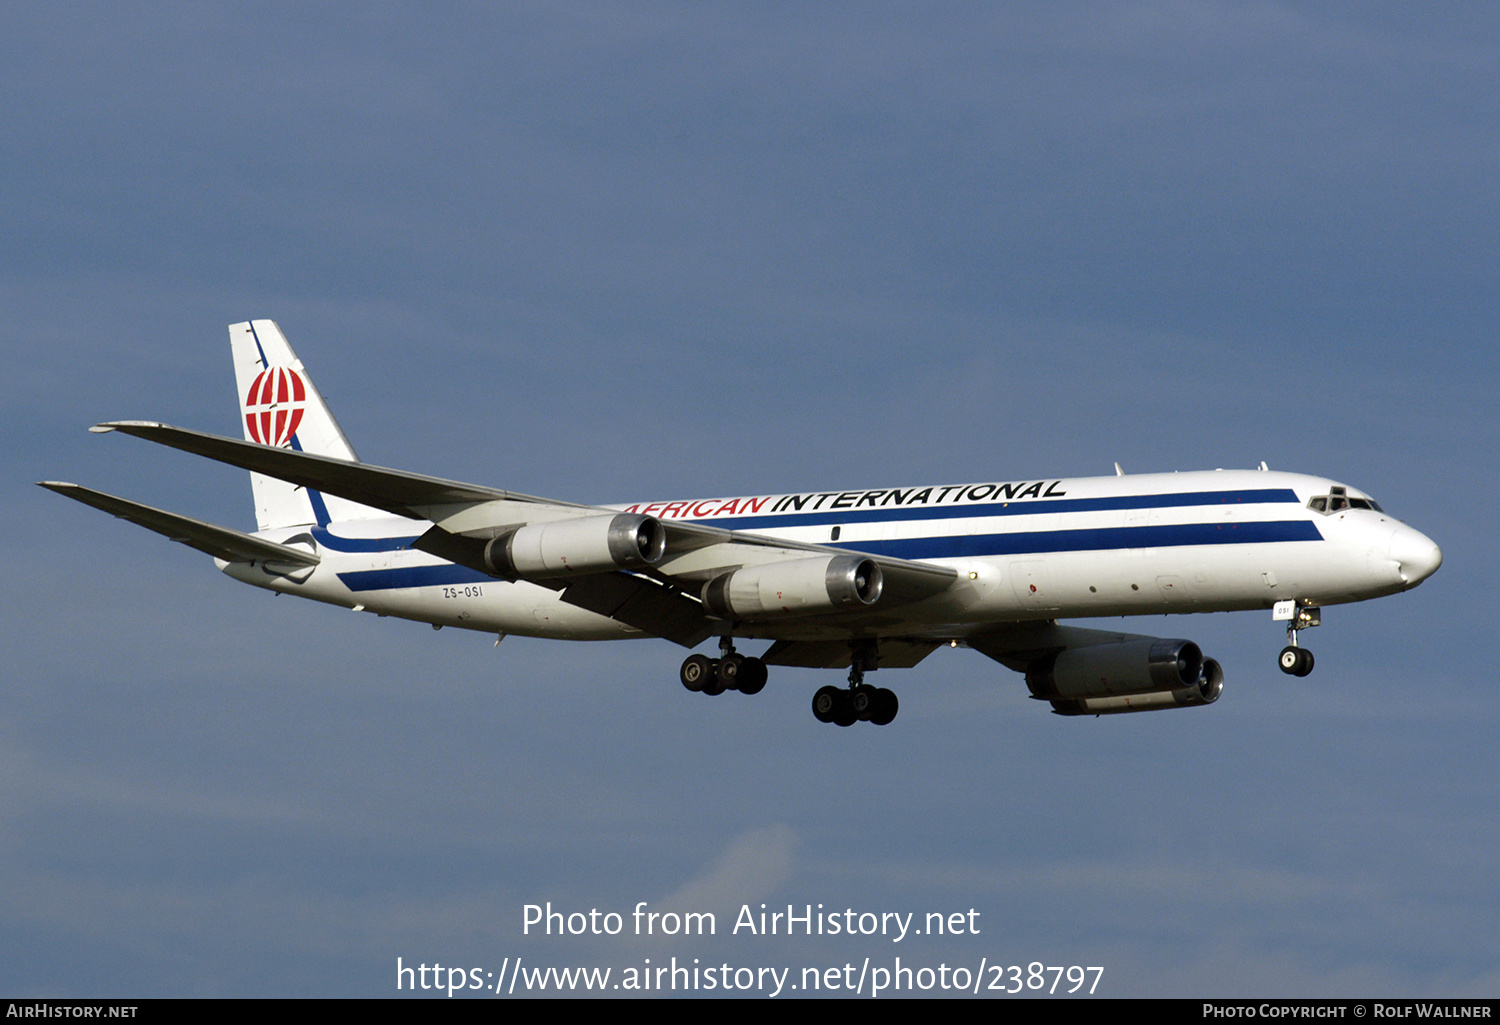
<box><xmin>551</xmin><ymin>572</ymin><xmax>720</xmax><ymax>648</ymax></box>
<box><xmin>759</xmin><ymin>638</ymin><xmax>942</xmax><ymax>669</ymax></box>
<box><xmin>96</xmin><ymin>420</ymin><xmax>960</xmax><ymax>644</ymax></box>
<box><xmin>38</xmin><ymin>481</ymin><xmax>320</xmax><ymax>567</ymax></box>
<box><xmin>91</xmin><ymin>421</ymin><xmax>583</xmax><ymax>518</ymax></box>
<box><xmin>966</xmin><ymin>622</ymin><xmax>1174</xmax><ymax>670</ymax></box>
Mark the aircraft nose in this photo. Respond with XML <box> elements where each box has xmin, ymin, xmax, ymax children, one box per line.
<box><xmin>1389</xmin><ymin>526</ymin><xmax>1443</xmax><ymax>587</ymax></box>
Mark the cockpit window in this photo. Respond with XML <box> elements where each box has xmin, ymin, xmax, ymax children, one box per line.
<box><xmin>1307</xmin><ymin>487</ymin><xmax>1383</xmax><ymax>515</ymax></box>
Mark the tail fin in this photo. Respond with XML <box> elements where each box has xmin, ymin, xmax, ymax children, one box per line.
<box><xmin>230</xmin><ymin>320</ymin><xmax>384</xmax><ymax>530</ymax></box>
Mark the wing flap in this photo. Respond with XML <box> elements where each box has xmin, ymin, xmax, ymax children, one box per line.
<box><xmin>761</xmin><ymin>638</ymin><xmax>941</xmax><ymax>669</ymax></box>
<box><xmin>39</xmin><ymin>482</ymin><xmax>320</xmax><ymax>567</ymax></box>
<box><xmin>557</xmin><ymin>574</ymin><xmax>715</xmax><ymax>648</ymax></box>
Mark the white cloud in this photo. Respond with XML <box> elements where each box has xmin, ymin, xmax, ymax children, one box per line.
<box><xmin>653</xmin><ymin>824</ymin><xmax>799</xmax><ymax>919</ymax></box>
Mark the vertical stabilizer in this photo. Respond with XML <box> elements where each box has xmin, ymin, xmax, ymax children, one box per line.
<box><xmin>229</xmin><ymin>320</ymin><xmax>384</xmax><ymax>530</ymax></box>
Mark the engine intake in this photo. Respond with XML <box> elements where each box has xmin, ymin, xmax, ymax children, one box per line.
<box><xmin>483</xmin><ymin>513</ymin><xmax>666</xmax><ymax>578</ymax></box>
<box><xmin>702</xmin><ymin>555</ymin><xmax>883</xmax><ymax>619</ymax></box>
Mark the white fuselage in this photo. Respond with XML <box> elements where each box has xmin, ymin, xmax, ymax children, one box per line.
<box><xmin>220</xmin><ymin>469</ymin><xmax>1440</xmax><ymax>643</ymax></box>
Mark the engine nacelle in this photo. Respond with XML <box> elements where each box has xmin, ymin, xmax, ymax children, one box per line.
<box><xmin>701</xmin><ymin>555</ymin><xmax>883</xmax><ymax>619</ymax></box>
<box><xmin>482</xmin><ymin>513</ymin><xmax>666</xmax><ymax>579</ymax></box>
<box><xmin>1046</xmin><ymin>659</ymin><xmax>1225</xmax><ymax>716</ymax></box>
<box><xmin>1026</xmin><ymin>638</ymin><xmax>1225</xmax><ymax>715</ymax></box>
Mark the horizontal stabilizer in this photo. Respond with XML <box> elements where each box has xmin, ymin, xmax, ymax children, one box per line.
<box><xmin>92</xmin><ymin>421</ymin><xmax>578</xmax><ymax>520</ymax></box>
<box><xmin>38</xmin><ymin>482</ymin><xmax>320</xmax><ymax>567</ymax></box>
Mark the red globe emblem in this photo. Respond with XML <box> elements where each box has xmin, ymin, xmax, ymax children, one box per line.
<box><xmin>244</xmin><ymin>366</ymin><xmax>307</xmax><ymax>447</ymax></box>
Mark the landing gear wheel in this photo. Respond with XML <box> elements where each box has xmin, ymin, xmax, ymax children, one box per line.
<box><xmin>1279</xmin><ymin>646</ymin><xmax>1315</xmax><ymax>677</ymax></box>
<box><xmin>717</xmin><ymin>652</ymin><xmax>745</xmax><ymax>691</ymax></box>
<box><xmin>850</xmin><ymin>684</ymin><xmax>877</xmax><ymax>720</ymax></box>
<box><xmin>814</xmin><ymin>681</ymin><xmax>896</xmax><ymax>725</ymax></box>
<box><xmin>812</xmin><ymin>685</ymin><xmax>842</xmax><ymax>723</ymax></box>
<box><xmin>831</xmin><ymin>691</ymin><xmax>857</xmax><ymax>727</ymax></box>
<box><xmin>680</xmin><ymin>654</ymin><xmax>713</xmax><ymax>692</ymax></box>
<box><xmin>701</xmin><ymin>658</ymin><xmax>726</xmax><ymax>695</ymax></box>
<box><xmin>736</xmin><ymin>657</ymin><xmax>768</xmax><ymax>695</ymax></box>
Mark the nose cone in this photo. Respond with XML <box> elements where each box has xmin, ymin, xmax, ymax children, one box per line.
<box><xmin>1389</xmin><ymin>526</ymin><xmax>1443</xmax><ymax>587</ymax></box>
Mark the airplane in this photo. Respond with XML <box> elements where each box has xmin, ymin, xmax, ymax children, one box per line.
<box><xmin>40</xmin><ymin>320</ymin><xmax>1443</xmax><ymax>726</ymax></box>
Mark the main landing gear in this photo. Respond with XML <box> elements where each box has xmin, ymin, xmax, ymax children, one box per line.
<box><xmin>1276</xmin><ymin>602</ymin><xmax>1321</xmax><ymax>677</ymax></box>
<box><xmin>680</xmin><ymin>637</ymin><xmax>901</xmax><ymax>726</ymax></box>
<box><xmin>680</xmin><ymin>638</ymin><xmax>768</xmax><ymax>697</ymax></box>
<box><xmin>811</xmin><ymin>643</ymin><xmax>898</xmax><ymax>727</ymax></box>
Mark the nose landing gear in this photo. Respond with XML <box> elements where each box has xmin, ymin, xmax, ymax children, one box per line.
<box><xmin>1278</xmin><ymin>645</ymin><xmax>1315</xmax><ymax>676</ymax></box>
<box><xmin>1275</xmin><ymin>601</ymin><xmax>1320</xmax><ymax>677</ymax></box>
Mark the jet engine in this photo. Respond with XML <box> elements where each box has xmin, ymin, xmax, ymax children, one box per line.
<box><xmin>1025</xmin><ymin>638</ymin><xmax>1225</xmax><ymax>716</ymax></box>
<box><xmin>482</xmin><ymin>512</ymin><xmax>666</xmax><ymax>578</ymax></box>
<box><xmin>701</xmin><ymin>555</ymin><xmax>883</xmax><ymax>618</ymax></box>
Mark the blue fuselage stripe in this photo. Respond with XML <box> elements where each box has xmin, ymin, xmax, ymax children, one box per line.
<box><xmin>830</xmin><ymin>519</ymin><xmax>1322</xmax><ymax>561</ymax></box>
<box><xmin>332</xmin><ymin>518</ymin><xmax>1322</xmax><ymax>592</ymax></box>
<box><xmin>338</xmin><ymin>564</ymin><xmax>493</xmax><ymax>591</ymax></box>
<box><xmin>311</xmin><ymin>488</ymin><xmax>1301</xmax><ymax>555</ymax></box>
<box><xmin>312</xmin><ymin>526</ymin><xmax>420</xmax><ymax>552</ymax></box>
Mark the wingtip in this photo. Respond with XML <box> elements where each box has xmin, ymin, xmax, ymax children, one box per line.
<box><xmin>37</xmin><ymin>480</ymin><xmax>77</xmax><ymax>491</ymax></box>
<box><xmin>91</xmin><ymin>420</ymin><xmax>167</xmax><ymax>434</ymax></box>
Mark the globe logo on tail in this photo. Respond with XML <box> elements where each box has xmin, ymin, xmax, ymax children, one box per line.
<box><xmin>244</xmin><ymin>366</ymin><xmax>307</xmax><ymax>447</ymax></box>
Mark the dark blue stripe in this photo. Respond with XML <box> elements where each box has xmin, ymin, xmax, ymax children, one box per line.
<box><xmin>308</xmin><ymin>491</ymin><xmax>331</xmax><ymax>527</ymax></box>
<box><xmin>287</xmin><ymin>435</ymin><xmax>332</xmax><ymax>528</ymax></box>
<box><xmin>305</xmin><ymin>488</ymin><xmax>1304</xmax><ymax>554</ymax></box>
<box><xmin>338</xmin><ymin>564</ymin><xmax>492</xmax><ymax>591</ymax></box>
<box><xmin>689</xmin><ymin>488</ymin><xmax>1300</xmax><ymax>532</ymax></box>
<box><xmin>838</xmin><ymin>519</ymin><xmax>1322</xmax><ymax>561</ymax></box>
<box><xmin>246</xmin><ymin>321</ymin><xmax>269</xmax><ymax>366</ymax></box>
<box><xmin>312</xmin><ymin>526</ymin><xmax>420</xmax><ymax>553</ymax></box>
<box><xmin>334</xmin><ymin>519</ymin><xmax>1322</xmax><ymax>592</ymax></box>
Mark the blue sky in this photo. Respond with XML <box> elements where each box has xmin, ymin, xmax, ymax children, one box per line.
<box><xmin>3</xmin><ymin>3</ymin><xmax>1495</xmax><ymax>997</ymax></box>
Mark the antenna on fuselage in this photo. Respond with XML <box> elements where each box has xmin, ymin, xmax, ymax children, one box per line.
<box><xmin>1114</xmin><ymin>462</ymin><xmax>1124</xmax><ymax>476</ymax></box>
